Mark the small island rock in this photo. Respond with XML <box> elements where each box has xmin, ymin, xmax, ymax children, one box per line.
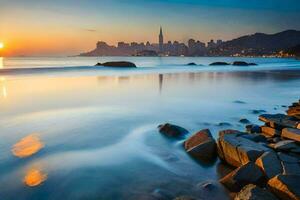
<box><xmin>95</xmin><ymin>61</ymin><xmax>137</xmax><ymax>68</ymax></box>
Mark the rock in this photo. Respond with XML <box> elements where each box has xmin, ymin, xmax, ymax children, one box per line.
<box><xmin>232</xmin><ymin>61</ymin><xmax>250</xmax><ymax>66</ymax></box>
<box><xmin>245</xmin><ymin>124</ymin><xmax>261</xmax><ymax>134</ymax></box>
<box><xmin>209</xmin><ymin>62</ymin><xmax>230</xmax><ymax>66</ymax></box>
<box><xmin>184</xmin><ymin>129</ymin><xmax>217</xmax><ymax>160</ymax></box>
<box><xmin>152</xmin><ymin>188</ymin><xmax>174</xmax><ymax>200</ymax></box>
<box><xmin>277</xmin><ymin>152</ymin><xmax>299</xmax><ymax>163</ymax></box>
<box><xmin>187</xmin><ymin>62</ymin><xmax>197</xmax><ymax>66</ymax></box>
<box><xmin>218</xmin><ymin>122</ymin><xmax>232</xmax><ymax>127</ymax></box>
<box><xmin>282</xmin><ymin>162</ymin><xmax>300</xmax><ymax>175</ymax></box>
<box><xmin>219</xmin><ymin>162</ymin><xmax>264</xmax><ymax>192</ymax></box>
<box><xmin>158</xmin><ymin>123</ymin><xmax>188</xmax><ymax>138</ymax></box>
<box><xmin>255</xmin><ymin>152</ymin><xmax>283</xmax><ymax>180</ymax></box>
<box><xmin>273</xmin><ymin>140</ymin><xmax>299</xmax><ymax>152</ymax></box>
<box><xmin>282</xmin><ymin>128</ymin><xmax>300</xmax><ymax>142</ymax></box>
<box><xmin>239</xmin><ymin>119</ymin><xmax>250</xmax><ymax>124</ymax></box>
<box><xmin>95</xmin><ymin>61</ymin><xmax>137</xmax><ymax>68</ymax></box>
<box><xmin>217</xmin><ymin>130</ymin><xmax>270</xmax><ymax>167</ymax></box>
<box><xmin>268</xmin><ymin>174</ymin><xmax>300</xmax><ymax>200</ymax></box>
<box><xmin>250</xmin><ymin>109</ymin><xmax>266</xmax><ymax>114</ymax></box>
<box><xmin>232</xmin><ymin>61</ymin><xmax>257</xmax><ymax>66</ymax></box>
<box><xmin>240</xmin><ymin>134</ymin><xmax>267</xmax><ymax>143</ymax></box>
<box><xmin>261</xmin><ymin>126</ymin><xmax>281</xmax><ymax>137</ymax></box>
<box><xmin>234</xmin><ymin>100</ymin><xmax>246</xmax><ymax>104</ymax></box>
<box><xmin>234</xmin><ymin>184</ymin><xmax>278</xmax><ymax>200</ymax></box>
<box><xmin>259</xmin><ymin>114</ymin><xmax>299</xmax><ymax>129</ymax></box>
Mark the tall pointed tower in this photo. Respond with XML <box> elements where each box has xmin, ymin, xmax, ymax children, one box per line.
<box><xmin>159</xmin><ymin>26</ymin><xmax>164</xmax><ymax>53</ymax></box>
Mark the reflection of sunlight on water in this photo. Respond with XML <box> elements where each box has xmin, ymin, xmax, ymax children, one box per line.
<box><xmin>12</xmin><ymin>134</ymin><xmax>44</xmax><ymax>158</ymax></box>
<box><xmin>0</xmin><ymin>57</ymin><xmax>3</xmax><ymax>68</ymax></box>
<box><xmin>24</xmin><ymin>168</ymin><xmax>47</xmax><ymax>187</ymax></box>
<box><xmin>0</xmin><ymin>77</ymin><xmax>7</xmax><ymax>98</ymax></box>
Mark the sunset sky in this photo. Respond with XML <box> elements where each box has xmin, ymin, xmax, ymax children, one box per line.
<box><xmin>1</xmin><ymin>0</ymin><xmax>300</xmax><ymax>56</ymax></box>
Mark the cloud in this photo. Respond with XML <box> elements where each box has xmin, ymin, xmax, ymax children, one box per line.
<box><xmin>83</xmin><ymin>29</ymin><xmax>97</xmax><ymax>32</ymax></box>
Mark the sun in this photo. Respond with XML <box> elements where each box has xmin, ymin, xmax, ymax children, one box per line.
<box><xmin>0</xmin><ymin>42</ymin><xmax>4</xmax><ymax>49</ymax></box>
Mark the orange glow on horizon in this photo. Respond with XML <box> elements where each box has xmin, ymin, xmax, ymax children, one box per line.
<box><xmin>12</xmin><ymin>134</ymin><xmax>44</xmax><ymax>158</ymax></box>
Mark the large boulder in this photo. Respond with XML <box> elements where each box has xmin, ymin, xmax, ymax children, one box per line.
<box><xmin>219</xmin><ymin>162</ymin><xmax>264</xmax><ymax>192</ymax></box>
<box><xmin>209</xmin><ymin>62</ymin><xmax>230</xmax><ymax>66</ymax></box>
<box><xmin>95</xmin><ymin>61</ymin><xmax>137</xmax><ymax>68</ymax></box>
<box><xmin>255</xmin><ymin>152</ymin><xmax>283</xmax><ymax>180</ymax></box>
<box><xmin>158</xmin><ymin>123</ymin><xmax>188</xmax><ymax>138</ymax></box>
<box><xmin>184</xmin><ymin>129</ymin><xmax>216</xmax><ymax>160</ymax></box>
<box><xmin>268</xmin><ymin>174</ymin><xmax>300</xmax><ymax>200</ymax></box>
<box><xmin>234</xmin><ymin>184</ymin><xmax>278</xmax><ymax>200</ymax></box>
<box><xmin>282</xmin><ymin>128</ymin><xmax>300</xmax><ymax>142</ymax></box>
<box><xmin>217</xmin><ymin>130</ymin><xmax>270</xmax><ymax>167</ymax></box>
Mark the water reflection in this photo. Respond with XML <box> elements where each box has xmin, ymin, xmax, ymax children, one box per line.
<box><xmin>0</xmin><ymin>57</ymin><xmax>3</xmax><ymax>69</ymax></box>
<box><xmin>12</xmin><ymin>134</ymin><xmax>44</xmax><ymax>158</ymax></box>
<box><xmin>24</xmin><ymin>168</ymin><xmax>47</xmax><ymax>187</ymax></box>
<box><xmin>0</xmin><ymin>77</ymin><xmax>7</xmax><ymax>98</ymax></box>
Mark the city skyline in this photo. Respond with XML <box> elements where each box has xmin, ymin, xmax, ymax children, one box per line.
<box><xmin>1</xmin><ymin>0</ymin><xmax>300</xmax><ymax>56</ymax></box>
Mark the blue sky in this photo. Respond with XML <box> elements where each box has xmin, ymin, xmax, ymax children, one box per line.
<box><xmin>1</xmin><ymin>0</ymin><xmax>300</xmax><ymax>55</ymax></box>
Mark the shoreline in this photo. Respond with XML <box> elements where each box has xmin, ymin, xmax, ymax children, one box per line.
<box><xmin>160</xmin><ymin>100</ymin><xmax>300</xmax><ymax>199</ymax></box>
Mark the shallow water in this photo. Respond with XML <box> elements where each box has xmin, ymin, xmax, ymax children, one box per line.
<box><xmin>0</xmin><ymin>57</ymin><xmax>300</xmax><ymax>200</ymax></box>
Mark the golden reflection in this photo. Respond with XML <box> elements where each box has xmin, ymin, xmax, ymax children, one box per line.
<box><xmin>0</xmin><ymin>57</ymin><xmax>3</xmax><ymax>68</ymax></box>
<box><xmin>12</xmin><ymin>134</ymin><xmax>44</xmax><ymax>158</ymax></box>
<box><xmin>24</xmin><ymin>168</ymin><xmax>47</xmax><ymax>187</ymax></box>
<box><xmin>0</xmin><ymin>77</ymin><xmax>7</xmax><ymax>98</ymax></box>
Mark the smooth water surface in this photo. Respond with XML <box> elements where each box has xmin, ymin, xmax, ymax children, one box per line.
<box><xmin>0</xmin><ymin>57</ymin><xmax>300</xmax><ymax>200</ymax></box>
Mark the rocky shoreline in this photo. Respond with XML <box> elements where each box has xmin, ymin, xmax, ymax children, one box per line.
<box><xmin>158</xmin><ymin>99</ymin><xmax>300</xmax><ymax>200</ymax></box>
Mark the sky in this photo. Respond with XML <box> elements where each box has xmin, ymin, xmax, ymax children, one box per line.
<box><xmin>0</xmin><ymin>0</ymin><xmax>300</xmax><ymax>56</ymax></box>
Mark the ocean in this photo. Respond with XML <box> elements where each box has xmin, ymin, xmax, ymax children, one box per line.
<box><xmin>0</xmin><ymin>56</ymin><xmax>300</xmax><ymax>200</ymax></box>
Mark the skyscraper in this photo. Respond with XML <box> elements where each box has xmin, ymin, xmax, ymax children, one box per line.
<box><xmin>159</xmin><ymin>26</ymin><xmax>164</xmax><ymax>52</ymax></box>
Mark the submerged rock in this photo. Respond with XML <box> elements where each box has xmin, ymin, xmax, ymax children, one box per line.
<box><xmin>158</xmin><ymin>123</ymin><xmax>188</xmax><ymax>138</ymax></box>
<box><xmin>268</xmin><ymin>174</ymin><xmax>300</xmax><ymax>200</ymax></box>
<box><xmin>209</xmin><ymin>62</ymin><xmax>230</xmax><ymax>66</ymax></box>
<box><xmin>184</xmin><ymin>129</ymin><xmax>217</xmax><ymax>161</ymax></box>
<box><xmin>234</xmin><ymin>100</ymin><xmax>246</xmax><ymax>104</ymax></box>
<box><xmin>239</xmin><ymin>118</ymin><xmax>251</xmax><ymax>124</ymax></box>
<box><xmin>234</xmin><ymin>184</ymin><xmax>278</xmax><ymax>200</ymax></box>
<box><xmin>95</xmin><ymin>61</ymin><xmax>137</xmax><ymax>68</ymax></box>
<box><xmin>219</xmin><ymin>162</ymin><xmax>264</xmax><ymax>192</ymax></box>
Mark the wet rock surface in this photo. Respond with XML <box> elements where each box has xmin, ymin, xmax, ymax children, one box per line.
<box><xmin>158</xmin><ymin>123</ymin><xmax>189</xmax><ymax>138</ymax></box>
<box><xmin>268</xmin><ymin>174</ymin><xmax>300</xmax><ymax>200</ymax></box>
<box><xmin>184</xmin><ymin>129</ymin><xmax>217</xmax><ymax>161</ymax></box>
<box><xmin>219</xmin><ymin>162</ymin><xmax>264</xmax><ymax>192</ymax></box>
<box><xmin>234</xmin><ymin>184</ymin><xmax>279</xmax><ymax>200</ymax></box>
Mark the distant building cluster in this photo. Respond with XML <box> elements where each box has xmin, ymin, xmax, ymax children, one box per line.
<box><xmin>80</xmin><ymin>27</ymin><xmax>223</xmax><ymax>57</ymax></box>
